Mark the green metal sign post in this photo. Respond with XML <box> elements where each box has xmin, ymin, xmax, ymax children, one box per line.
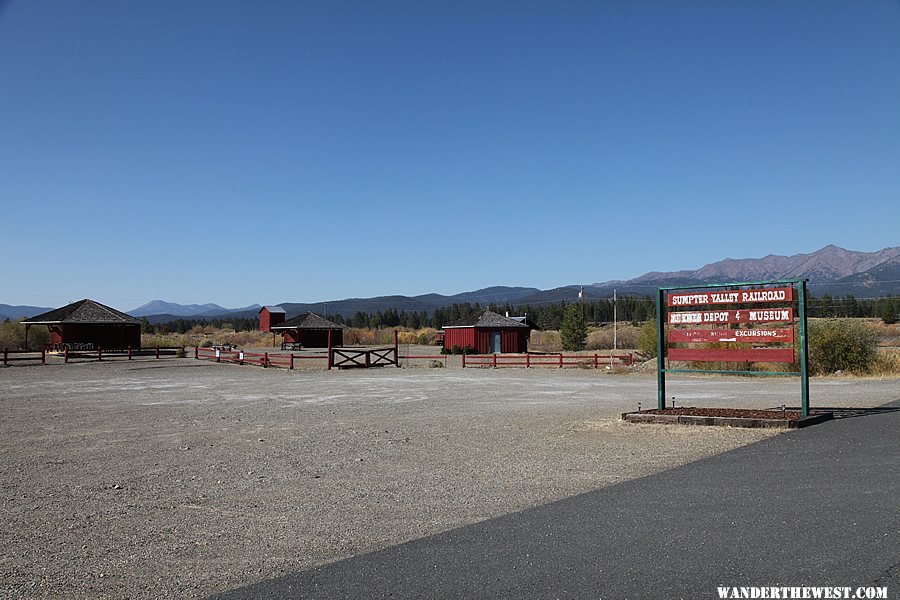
<box><xmin>656</xmin><ymin>279</ymin><xmax>810</xmax><ymax>416</ymax></box>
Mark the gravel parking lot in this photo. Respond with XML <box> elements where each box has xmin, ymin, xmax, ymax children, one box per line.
<box><xmin>2</xmin><ymin>359</ymin><xmax>897</xmax><ymax>598</ymax></box>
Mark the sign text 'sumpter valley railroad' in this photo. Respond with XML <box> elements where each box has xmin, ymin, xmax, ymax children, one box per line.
<box><xmin>667</xmin><ymin>287</ymin><xmax>793</xmax><ymax>307</ymax></box>
<box><xmin>668</xmin><ymin>308</ymin><xmax>794</xmax><ymax>325</ymax></box>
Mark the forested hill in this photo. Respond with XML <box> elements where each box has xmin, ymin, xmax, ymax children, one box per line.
<box><xmin>141</xmin><ymin>294</ymin><xmax>899</xmax><ymax>334</ymax></box>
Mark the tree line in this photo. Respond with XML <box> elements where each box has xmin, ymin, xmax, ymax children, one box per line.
<box><xmin>139</xmin><ymin>294</ymin><xmax>899</xmax><ymax>333</ymax></box>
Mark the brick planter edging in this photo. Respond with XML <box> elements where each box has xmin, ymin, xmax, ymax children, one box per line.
<box><xmin>621</xmin><ymin>411</ymin><xmax>833</xmax><ymax>429</ymax></box>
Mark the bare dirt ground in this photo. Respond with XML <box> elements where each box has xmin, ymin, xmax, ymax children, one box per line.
<box><xmin>1</xmin><ymin>359</ymin><xmax>897</xmax><ymax>598</ymax></box>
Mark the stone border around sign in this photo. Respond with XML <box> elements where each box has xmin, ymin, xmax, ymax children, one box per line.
<box><xmin>621</xmin><ymin>411</ymin><xmax>833</xmax><ymax>429</ymax></box>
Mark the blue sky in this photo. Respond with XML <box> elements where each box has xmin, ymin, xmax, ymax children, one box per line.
<box><xmin>1</xmin><ymin>0</ymin><xmax>898</xmax><ymax>310</ymax></box>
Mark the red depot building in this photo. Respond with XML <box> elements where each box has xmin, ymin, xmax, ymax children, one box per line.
<box><xmin>441</xmin><ymin>309</ymin><xmax>531</xmax><ymax>354</ymax></box>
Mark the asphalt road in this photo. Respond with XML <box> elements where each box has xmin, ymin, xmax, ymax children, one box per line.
<box><xmin>213</xmin><ymin>400</ymin><xmax>900</xmax><ymax>600</ymax></box>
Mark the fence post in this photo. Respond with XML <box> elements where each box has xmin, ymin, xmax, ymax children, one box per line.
<box><xmin>128</xmin><ymin>346</ymin><xmax>133</xmax><ymax>360</ymax></box>
<box><xmin>594</xmin><ymin>353</ymin><xmax>598</xmax><ymax>369</ymax></box>
<box><xmin>365</xmin><ymin>350</ymin><xmax>371</xmax><ymax>368</ymax></box>
<box><xmin>559</xmin><ymin>353</ymin><xmax>563</xmax><ymax>368</ymax></box>
<box><xmin>290</xmin><ymin>354</ymin><xmax>294</xmax><ymax>370</ymax></box>
<box><xmin>462</xmin><ymin>353</ymin><xmax>466</xmax><ymax>368</ymax></box>
<box><xmin>526</xmin><ymin>353</ymin><xmax>530</xmax><ymax>368</ymax></box>
<box><xmin>42</xmin><ymin>348</ymin><xmax>46</xmax><ymax>365</ymax></box>
<box><xmin>156</xmin><ymin>345</ymin><xmax>160</xmax><ymax>359</ymax></box>
<box><xmin>194</xmin><ymin>346</ymin><xmax>199</xmax><ymax>359</ymax></box>
<box><xmin>98</xmin><ymin>347</ymin><xmax>102</xmax><ymax>361</ymax></box>
<box><xmin>65</xmin><ymin>347</ymin><xmax>69</xmax><ymax>364</ymax></box>
<box><xmin>394</xmin><ymin>330</ymin><xmax>399</xmax><ymax>366</ymax></box>
<box><xmin>264</xmin><ymin>352</ymin><xmax>269</xmax><ymax>368</ymax></box>
<box><xmin>493</xmin><ymin>353</ymin><xmax>497</xmax><ymax>368</ymax></box>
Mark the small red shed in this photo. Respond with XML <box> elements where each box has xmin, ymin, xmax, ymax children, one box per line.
<box><xmin>259</xmin><ymin>306</ymin><xmax>287</xmax><ymax>332</ymax></box>
<box><xmin>271</xmin><ymin>312</ymin><xmax>344</xmax><ymax>349</ymax></box>
<box><xmin>22</xmin><ymin>299</ymin><xmax>142</xmax><ymax>351</ymax></box>
<box><xmin>442</xmin><ymin>309</ymin><xmax>531</xmax><ymax>354</ymax></box>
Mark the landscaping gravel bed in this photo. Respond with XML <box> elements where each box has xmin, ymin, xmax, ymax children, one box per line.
<box><xmin>1</xmin><ymin>360</ymin><xmax>897</xmax><ymax>598</ymax></box>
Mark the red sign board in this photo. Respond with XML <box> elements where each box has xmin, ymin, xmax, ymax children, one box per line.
<box><xmin>668</xmin><ymin>347</ymin><xmax>795</xmax><ymax>363</ymax></box>
<box><xmin>668</xmin><ymin>328</ymin><xmax>794</xmax><ymax>343</ymax></box>
<box><xmin>668</xmin><ymin>308</ymin><xmax>793</xmax><ymax>325</ymax></box>
<box><xmin>667</xmin><ymin>287</ymin><xmax>793</xmax><ymax>307</ymax></box>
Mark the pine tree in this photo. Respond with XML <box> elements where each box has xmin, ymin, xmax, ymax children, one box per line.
<box><xmin>560</xmin><ymin>304</ymin><xmax>587</xmax><ymax>351</ymax></box>
<box><xmin>881</xmin><ymin>297</ymin><xmax>898</xmax><ymax>325</ymax></box>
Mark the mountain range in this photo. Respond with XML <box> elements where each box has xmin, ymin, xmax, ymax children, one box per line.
<box><xmin>128</xmin><ymin>300</ymin><xmax>262</xmax><ymax>318</ymax></box>
<box><xmin>3</xmin><ymin>245</ymin><xmax>897</xmax><ymax>322</ymax></box>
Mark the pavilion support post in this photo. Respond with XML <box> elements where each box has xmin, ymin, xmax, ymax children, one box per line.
<box><xmin>327</xmin><ymin>330</ymin><xmax>333</xmax><ymax>370</ymax></box>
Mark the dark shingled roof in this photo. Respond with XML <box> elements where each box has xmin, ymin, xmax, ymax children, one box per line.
<box><xmin>442</xmin><ymin>309</ymin><xmax>530</xmax><ymax>329</ymax></box>
<box><xmin>271</xmin><ymin>312</ymin><xmax>343</xmax><ymax>330</ymax></box>
<box><xmin>23</xmin><ymin>299</ymin><xmax>142</xmax><ymax>325</ymax></box>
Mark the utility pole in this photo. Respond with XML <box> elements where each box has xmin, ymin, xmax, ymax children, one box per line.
<box><xmin>613</xmin><ymin>289</ymin><xmax>617</xmax><ymax>351</ymax></box>
<box><xmin>579</xmin><ymin>286</ymin><xmax>585</xmax><ymax>319</ymax></box>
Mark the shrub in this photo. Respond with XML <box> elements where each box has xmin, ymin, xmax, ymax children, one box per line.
<box><xmin>585</xmin><ymin>325</ymin><xmax>638</xmax><ymax>350</ymax></box>
<box><xmin>345</xmin><ymin>329</ymin><xmax>376</xmax><ymax>346</ymax></box>
<box><xmin>808</xmin><ymin>319</ymin><xmax>877</xmax><ymax>375</ymax></box>
<box><xmin>870</xmin><ymin>349</ymin><xmax>900</xmax><ymax>377</ymax></box>
<box><xmin>529</xmin><ymin>330</ymin><xmax>561</xmax><ymax>352</ymax></box>
<box><xmin>636</xmin><ymin>320</ymin><xmax>658</xmax><ymax>358</ymax></box>
<box><xmin>449</xmin><ymin>345</ymin><xmax>476</xmax><ymax>355</ymax></box>
<box><xmin>397</xmin><ymin>330</ymin><xmax>418</xmax><ymax>345</ymax></box>
<box><xmin>0</xmin><ymin>320</ymin><xmax>48</xmax><ymax>350</ymax></box>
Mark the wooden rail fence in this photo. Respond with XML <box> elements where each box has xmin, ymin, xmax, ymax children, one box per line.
<box><xmin>3</xmin><ymin>346</ymin><xmax>182</xmax><ymax>366</ymax></box>
<box><xmin>194</xmin><ymin>347</ymin><xmax>329</xmax><ymax>369</ymax></box>
<box><xmin>461</xmin><ymin>352</ymin><xmax>634</xmax><ymax>369</ymax></box>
